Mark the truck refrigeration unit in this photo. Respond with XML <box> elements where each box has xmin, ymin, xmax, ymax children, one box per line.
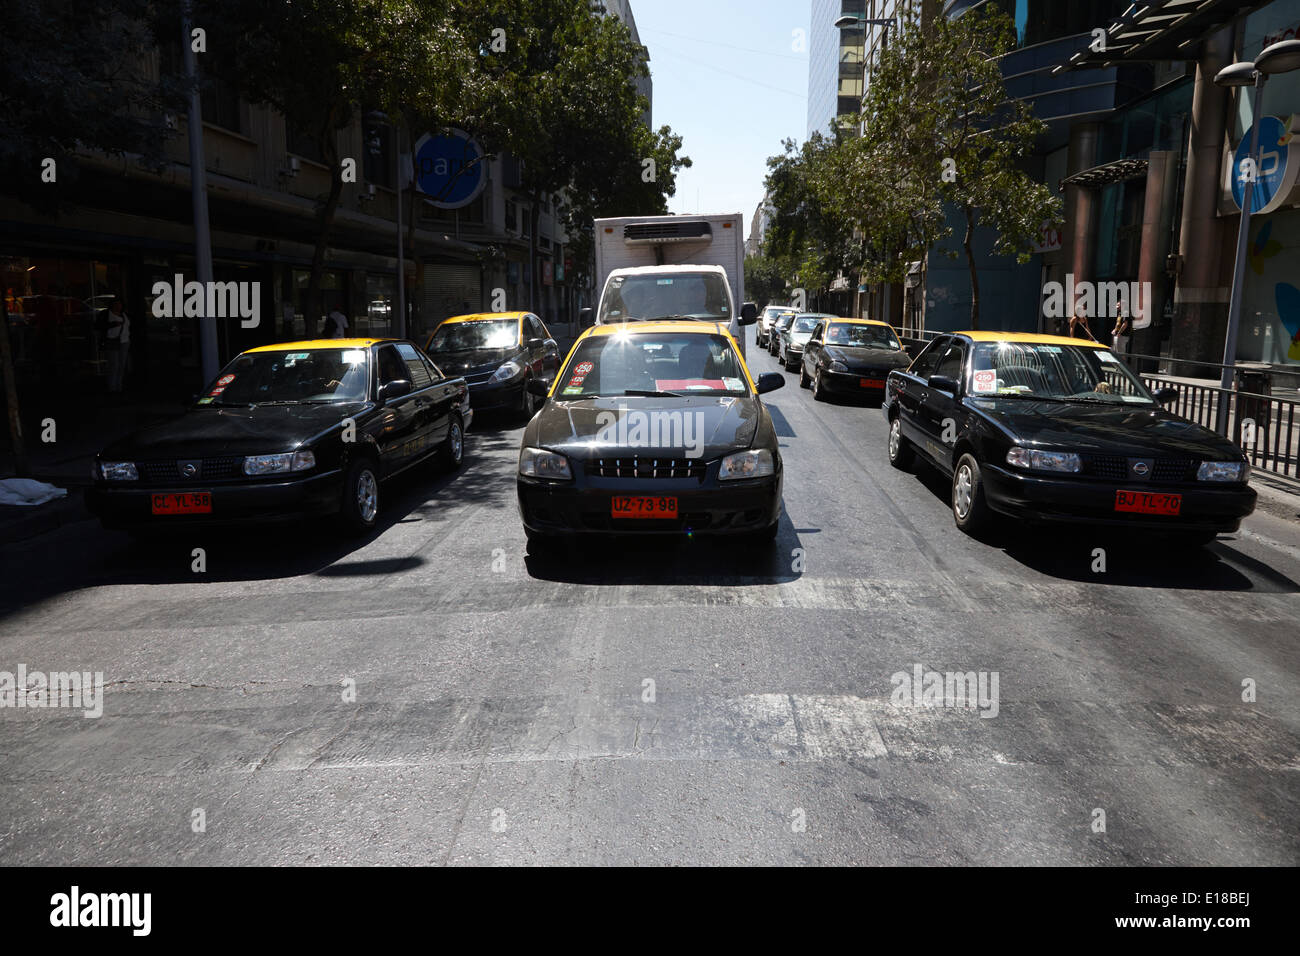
<box><xmin>583</xmin><ymin>213</ymin><xmax>757</xmax><ymax>358</ymax></box>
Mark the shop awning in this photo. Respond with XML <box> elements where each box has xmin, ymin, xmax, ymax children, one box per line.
<box><xmin>1053</xmin><ymin>0</ymin><xmax>1274</xmax><ymax>74</ymax></box>
<box><xmin>1061</xmin><ymin>157</ymin><xmax>1150</xmax><ymax>188</ymax></box>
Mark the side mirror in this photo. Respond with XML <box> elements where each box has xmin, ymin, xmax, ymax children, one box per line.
<box><xmin>579</xmin><ymin>307</ymin><xmax>593</xmax><ymax>327</ymax></box>
<box><xmin>526</xmin><ymin>378</ymin><xmax>551</xmax><ymax>399</ymax></box>
<box><xmin>928</xmin><ymin>374</ymin><xmax>960</xmax><ymax>395</ymax></box>
<box><xmin>1154</xmin><ymin>387</ymin><xmax>1179</xmax><ymax>405</ymax></box>
<box><xmin>739</xmin><ymin>302</ymin><xmax>758</xmax><ymax>325</ymax></box>
<box><xmin>526</xmin><ymin>337</ymin><xmax>544</xmax><ymax>350</ymax></box>
<box><xmin>756</xmin><ymin>372</ymin><xmax>785</xmax><ymax>395</ymax></box>
<box><xmin>378</xmin><ymin>379</ymin><xmax>412</xmax><ymax>403</ymax></box>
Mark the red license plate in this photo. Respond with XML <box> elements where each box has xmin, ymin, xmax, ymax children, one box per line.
<box><xmin>1114</xmin><ymin>490</ymin><xmax>1181</xmax><ymax>516</ymax></box>
<box><xmin>860</xmin><ymin>378</ymin><xmax>885</xmax><ymax>388</ymax></box>
<box><xmin>151</xmin><ymin>492</ymin><xmax>212</xmax><ymax>515</ymax></box>
<box><xmin>612</xmin><ymin>496</ymin><xmax>678</xmax><ymax>519</ymax></box>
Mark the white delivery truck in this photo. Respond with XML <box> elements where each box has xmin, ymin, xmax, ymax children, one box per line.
<box><xmin>583</xmin><ymin>214</ymin><xmax>757</xmax><ymax>358</ymax></box>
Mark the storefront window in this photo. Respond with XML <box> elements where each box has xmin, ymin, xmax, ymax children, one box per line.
<box><xmin>360</xmin><ymin>274</ymin><xmax>396</xmax><ymax>337</ymax></box>
<box><xmin>288</xmin><ymin>268</ymin><xmax>345</xmax><ymax>338</ymax></box>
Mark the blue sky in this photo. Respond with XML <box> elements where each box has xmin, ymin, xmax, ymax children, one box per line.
<box><xmin>633</xmin><ymin>0</ymin><xmax>810</xmax><ymax>240</ymax></box>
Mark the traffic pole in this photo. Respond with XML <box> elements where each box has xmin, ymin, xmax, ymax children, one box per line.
<box><xmin>182</xmin><ymin>0</ymin><xmax>218</xmax><ymax>385</ymax></box>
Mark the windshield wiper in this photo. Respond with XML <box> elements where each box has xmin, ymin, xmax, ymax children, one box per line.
<box><xmin>623</xmin><ymin>388</ymin><xmax>690</xmax><ymax>398</ymax></box>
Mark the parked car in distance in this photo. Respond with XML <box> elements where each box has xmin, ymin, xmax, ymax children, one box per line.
<box><xmin>757</xmin><ymin>305</ymin><xmax>794</xmax><ymax>349</ymax></box>
<box><xmin>777</xmin><ymin>313</ymin><xmax>833</xmax><ymax>372</ymax></box>
<box><xmin>800</xmin><ymin>318</ymin><xmax>911</xmax><ymax>404</ymax></box>
<box><xmin>423</xmin><ymin>311</ymin><xmax>559</xmax><ymax>421</ymax></box>
<box><xmin>882</xmin><ymin>331</ymin><xmax>1255</xmax><ymax>544</ymax></box>
<box><xmin>767</xmin><ymin>311</ymin><xmax>796</xmax><ymax>356</ymax></box>
<box><xmin>88</xmin><ymin>339</ymin><xmax>470</xmax><ymax>536</ymax></box>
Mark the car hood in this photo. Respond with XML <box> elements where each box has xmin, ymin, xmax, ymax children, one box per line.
<box><xmin>788</xmin><ymin>331</ymin><xmax>813</xmax><ymax>344</ymax></box>
<box><xmin>102</xmin><ymin>402</ymin><xmax>369</xmax><ymax>459</ymax></box>
<box><xmin>826</xmin><ymin>345</ymin><xmax>910</xmax><ymax>370</ymax></box>
<box><xmin>527</xmin><ymin>395</ymin><xmax>760</xmax><ymax>460</ymax></box>
<box><xmin>972</xmin><ymin>399</ymin><xmax>1245</xmax><ymax>459</ymax></box>
<box><xmin>428</xmin><ymin>347</ymin><xmax>518</xmax><ymax>376</ymax></box>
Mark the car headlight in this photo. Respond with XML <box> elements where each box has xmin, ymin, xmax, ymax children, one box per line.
<box><xmin>489</xmin><ymin>360</ymin><xmax>524</xmax><ymax>384</ymax></box>
<box><xmin>718</xmin><ymin>448</ymin><xmax>775</xmax><ymax>481</ymax></box>
<box><xmin>100</xmin><ymin>461</ymin><xmax>138</xmax><ymax>481</ymax></box>
<box><xmin>1197</xmin><ymin>460</ymin><xmax>1248</xmax><ymax>482</ymax></box>
<box><xmin>829</xmin><ymin>361</ymin><xmax>848</xmax><ymax>373</ymax></box>
<box><xmin>519</xmin><ymin>446</ymin><xmax>572</xmax><ymax>480</ymax></box>
<box><xmin>1005</xmin><ymin>446</ymin><xmax>1082</xmax><ymax>473</ymax></box>
<box><xmin>243</xmin><ymin>450</ymin><xmax>316</xmax><ymax>475</ymax></box>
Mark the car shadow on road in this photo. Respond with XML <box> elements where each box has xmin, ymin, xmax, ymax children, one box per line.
<box><xmin>521</xmin><ymin>508</ymin><xmax>804</xmax><ymax>586</ymax></box>
<box><xmin>909</xmin><ymin>466</ymin><xmax>1300</xmax><ymax>592</ymax></box>
<box><xmin>0</xmin><ymin>439</ymin><xmax>519</xmax><ymax>616</ymax></box>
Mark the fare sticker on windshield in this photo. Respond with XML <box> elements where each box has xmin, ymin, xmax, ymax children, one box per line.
<box><xmin>723</xmin><ymin>377</ymin><xmax>745</xmax><ymax>391</ymax></box>
<box><xmin>1037</xmin><ymin>345</ymin><xmax>1063</xmax><ymax>354</ymax></box>
<box><xmin>1097</xmin><ymin>351</ymin><xmax>1119</xmax><ymax>363</ymax></box>
<box><xmin>567</xmin><ymin>361</ymin><xmax>595</xmax><ymax>388</ymax></box>
<box><xmin>197</xmin><ymin>397</ymin><xmax>214</xmax><ymax>404</ymax></box>
<box><xmin>562</xmin><ymin>386</ymin><xmax>583</xmax><ymax>395</ymax></box>
<box><xmin>657</xmin><ymin>379</ymin><xmax>725</xmax><ymax>391</ymax></box>
<box><xmin>972</xmin><ymin>370</ymin><xmax>997</xmax><ymax>393</ymax></box>
<box><xmin>656</xmin><ymin>279</ymin><xmax>674</xmax><ymax>285</ymax></box>
<box><xmin>341</xmin><ymin>350</ymin><xmax>366</xmax><ymax>364</ymax></box>
<box><xmin>217</xmin><ymin>374</ymin><xmax>235</xmax><ymax>386</ymax></box>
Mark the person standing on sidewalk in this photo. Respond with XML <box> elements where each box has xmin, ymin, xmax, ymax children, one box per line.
<box><xmin>1112</xmin><ymin>303</ymin><xmax>1132</xmax><ymax>359</ymax></box>
<box><xmin>324</xmin><ymin>302</ymin><xmax>349</xmax><ymax>338</ymax></box>
<box><xmin>101</xmin><ymin>297</ymin><xmax>130</xmax><ymax>394</ymax></box>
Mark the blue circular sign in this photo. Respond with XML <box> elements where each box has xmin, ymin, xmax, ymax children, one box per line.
<box><xmin>1231</xmin><ymin>115</ymin><xmax>1296</xmax><ymax>214</ymax></box>
<box><xmin>413</xmin><ymin>130</ymin><xmax>486</xmax><ymax>209</ymax></box>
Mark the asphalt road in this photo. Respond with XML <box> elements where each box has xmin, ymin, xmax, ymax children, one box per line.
<box><xmin>2</xmin><ymin>327</ymin><xmax>1298</xmax><ymax>866</ymax></box>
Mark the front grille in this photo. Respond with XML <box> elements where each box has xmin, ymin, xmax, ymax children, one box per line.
<box><xmin>465</xmin><ymin>372</ymin><xmax>495</xmax><ymax>386</ymax></box>
<box><xmin>1081</xmin><ymin>455</ymin><xmax>1197</xmax><ymax>483</ymax></box>
<box><xmin>623</xmin><ymin>221</ymin><xmax>712</xmax><ymax>243</ymax></box>
<box><xmin>585</xmin><ymin>457</ymin><xmax>708</xmax><ymax>480</ymax></box>
<box><xmin>137</xmin><ymin>456</ymin><xmax>246</xmax><ymax>483</ymax></box>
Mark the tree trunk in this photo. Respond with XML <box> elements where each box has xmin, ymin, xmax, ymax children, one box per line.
<box><xmin>0</xmin><ymin>296</ymin><xmax>30</xmax><ymax>477</ymax></box>
<box><xmin>306</xmin><ymin>126</ymin><xmax>345</xmax><ymax>338</ymax></box>
<box><xmin>964</xmin><ymin>204</ymin><xmax>980</xmax><ymax>330</ymax></box>
<box><xmin>529</xmin><ymin>198</ymin><xmax>541</xmax><ymax>313</ymax></box>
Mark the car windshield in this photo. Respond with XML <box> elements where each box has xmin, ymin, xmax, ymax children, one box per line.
<box><xmin>200</xmin><ymin>348</ymin><xmax>370</xmax><ymax>406</ymax></box>
<box><xmin>792</xmin><ymin>317</ymin><xmax>821</xmax><ymax>334</ymax></box>
<box><xmin>598</xmin><ymin>273</ymin><xmax>731</xmax><ymax>322</ymax></box>
<box><xmin>428</xmin><ymin>319</ymin><xmax>519</xmax><ymax>352</ymax></box>
<box><xmin>773</xmin><ymin>314</ymin><xmax>795</xmax><ymax>331</ymax></box>
<box><xmin>557</xmin><ymin>331</ymin><xmax>749</xmax><ymax>398</ymax></box>
<box><xmin>969</xmin><ymin>342</ymin><xmax>1155</xmax><ymax>404</ymax></box>
<box><xmin>828</xmin><ymin>323</ymin><xmax>900</xmax><ymax>349</ymax></box>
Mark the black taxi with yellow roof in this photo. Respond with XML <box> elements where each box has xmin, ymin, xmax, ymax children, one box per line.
<box><xmin>516</xmin><ymin>319</ymin><xmax>786</xmax><ymax>548</ymax></box>
<box><xmin>422</xmin><ymin>311</ymin><xmax>559</xmax><ymax>420</ymax></box>
<box><xmin>883</xmin><ymin>330</ymin><xmax>1255</xmax><ymax>544</ymax></box>
<box><xmin>88</xmin><ymin>338</ymin><xmax>470</xmax><ymax>536</ymax></box>
<box><xmin>798</xmin><ymin>317</ymin><xmax>910</xmax><ymax>403</ymax></box>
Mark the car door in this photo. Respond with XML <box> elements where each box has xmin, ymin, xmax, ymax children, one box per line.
<box><xmin>897</xmin><ymin>336</ymin><xmax>948</xmax><ymax>450</ymax></box>
<box><xmin>915</xmin><ymin>340</ymin><xmax>966</xmax><ymax>472</ymax></box>
<box><xmin>803</xmin><ymin>320</ymin><xmax>826</xmax><ymax>378</ymax></box>
<box><xmin>396</xmin><ymin>341</ymin><xmax>448</xmax><ymax>457</ymax></box>
<box><xmin>375</xmin><ymin>343</ymin><xmax>421</xmax><ymax>475</ymax></box>
<box><xmin>526</xmin><ymin>314</ymin><xmax>558</xmax><ymax>382</ymax></box>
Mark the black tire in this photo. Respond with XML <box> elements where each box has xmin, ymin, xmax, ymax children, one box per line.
<box><xmin>813</xmin><ymin>367</ymin><xmax>828</xmax><ymax>401</ymax></box>
<box><xmin>340</xmin><ymin>456</ymin><xmax>380</xmax><ymax>534</ymax></box>
<box><xmin>743</xmin><ymin>521</ymin><xmax>779</xmax><ymax>547</ymax></box>
<box><xmin>518</xmin><ymin>379</ymin><xmax>539</xmax><ymax>423</ymax></box>
<box><xmin>799</xmin><ymin>362</ymin><xmax>811</xmax><ymax>388</ymax></box>
<box><xmin>951</xmin><ymin>453</ymin><xmax>992</xmax><ymax>535</ymax></box>
<box><xmin>887</xmin><ymin>415</ymin><xmax>914</xmax><ymax>470</ymax></box>
<box><xmin>1170</xmin><ymin>530</ymin><xmax>1219</xmax><ymax>548</ymax></box>
<box><xmin>438</xmin><ymin>414</ymin><xmax>465</xmax><ymax>471</ymax></box>
<box><xmin>525</xmin><ymin>526</ymin><xmax>563</xmax><ymax>554</ymax></box>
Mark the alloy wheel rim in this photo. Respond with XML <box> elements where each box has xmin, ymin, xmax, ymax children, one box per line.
<box><xmin>450</xmin><ymin>423</ymin><xmax>463</xmax><ymax>462</ymax></box>
<box><xmin>889</xmin><ymin>420</ymin><xmax>900</xmax><ymax>458</ymax></box>
<box><xmin>357</xmin><ymin>470</ymin><xmax>378</xmax><ymax>522</ymax></box>
<box><xmin>954</xmin><ymin>465</ymin><xmax>973</xmax><ymax>518</ymax></box>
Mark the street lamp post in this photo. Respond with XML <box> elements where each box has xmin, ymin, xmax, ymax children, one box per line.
<box><xmin>1212</xmin><ymin>39</ymin><xmax>1300</xmax><ymax>435</ymax></box>
<box><xmin>181</xmin><ymin>0</ymin><xmax>218</xmax><ymax>384</ymax></box>
<box><xmin>367</xmin><ymin>112</ymin><xmax>407</xmax><ymax>340</ymax></box>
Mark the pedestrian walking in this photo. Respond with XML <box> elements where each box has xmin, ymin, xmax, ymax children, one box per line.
<box><xmin>1068</xmin><ymin>310</ymin><xmax>1097</xmax><ymax>342</ymax></box>
<box><xmin>100</xmin><ymin>296</ymin><xmax>130</xmax><ymax>393</ymax></box>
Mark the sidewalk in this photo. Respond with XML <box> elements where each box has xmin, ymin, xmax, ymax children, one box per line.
<box><xmin>0</xmin><ymin>397</ymin><xmax>186</xmax><ymax>543</ymax></box>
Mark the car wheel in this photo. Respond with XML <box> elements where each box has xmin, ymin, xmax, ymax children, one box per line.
<box><xmin>743</xmin><ymin>521</ymin><xmax>779</xmax><ymax>546</ymax></box>
<box><xmin>438</xmin><ymin>414</ymin><xmax>465</xmax><ymax>471</ymax></box>
<box><xmin>888</xmin><ymin>416</ymin><xmax>914</xmax><ymax>469</ymax></box>
<box><xmin>340</xmin><ymin>456</ymin><xmax>380</xmax><ymax>534</ymax></box>
<box><xmin>799</xmin><ymin>362</ymin><xmax>811</xmax><ymax>388</ymax></box>
<box><xmin>813</xmin><ymin>368</ymin><xmax>828</xmax><ymax>402</ymax></box>
<box><xmin>518</xmin><ymin>379</ymin><xmax>538</xmax><ymax>422</ymax></box>
<box><xmin>951</xmin><ymin>453</ymin><xmax>991</xmax><ymax>535</ymax></box>
<box><xmin>525</xmin><ymin>526</ymin><xmax>562</xmax><ymax>554</ymax></box>
<box><xmin>1170</xmin><ymin>530</ymin><xmax>1219</xmax><ymax>548</ymax></box>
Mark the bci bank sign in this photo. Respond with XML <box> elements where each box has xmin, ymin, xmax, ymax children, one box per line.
<box><xmin>1229</xmin><ymin>114</ymin><xmax>1300</xmax><ymax>215</ymax></box>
